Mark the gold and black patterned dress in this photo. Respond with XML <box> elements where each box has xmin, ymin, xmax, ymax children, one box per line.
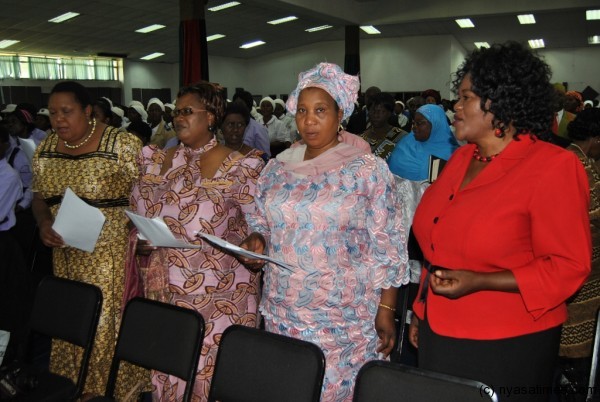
<box><xmin>560</xmin><ymin>144</ymin><xmax>600</xmax><ymax>358</ymax></box>
<box><xmin>31</xmin><ymin>126</ymin><xmax>149</xmax><ymax>398</ymax></box>
<box><xmin>360</xmin><ymin>126</ymin><xmax>408</xmax><ymax>160</ymax></box>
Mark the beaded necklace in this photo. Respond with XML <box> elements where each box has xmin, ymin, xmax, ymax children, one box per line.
<box><xmin>472</xmin><ymin>146</ymin><xmax>501</xmax><ymax>162</ymax></box>
<box><xmin>64</xmin><ymin>118</ymin><xmax>97</xmax><ymax>149</ymax></box>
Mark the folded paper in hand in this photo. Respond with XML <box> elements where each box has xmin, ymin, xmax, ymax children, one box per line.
<box><xmin>52</xmin><ymin>188</ymin><xmax>106</xmax><ymax>252</ymax></box>
<box><xmin>196</xmin><ymin>232</ymin><xmax>293</xmax><ymax>271</ymax></box>
<box><xmin>125</xmin><ymin>210</ymin><xmax>202</xmax><ymax>249</ymax></box>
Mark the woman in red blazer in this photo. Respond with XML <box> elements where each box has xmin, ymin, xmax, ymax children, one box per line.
<box><xmin>408</xmin><ymin>42</ymin><xmax>591</xmax><ymax>402</ymax></box>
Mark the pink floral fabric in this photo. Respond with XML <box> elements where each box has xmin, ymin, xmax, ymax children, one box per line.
<box><xmin>130</xmin><ymin>139</ymin><xmax>264</xmax><ymax>401</ymax></box>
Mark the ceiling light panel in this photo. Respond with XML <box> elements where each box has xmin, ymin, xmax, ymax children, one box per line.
<box><xmin>474</xmin><ymin>42</ymin><xmax>490</xmax><ymax>48</ymax></box>
<box><xmin>360</xmin><ymin>25</ymin><xmax>381</xmax><ymax>34</ymax></box>
<box><xmin>528</xmin><ymin>39</ymin><xmax>545</xmax><ymax>48</ymax></box>
<box><xmin>207</xmin><ymin>34</ymin><xmax>226</xmax><ymax>42</ymax></box>
<box><xmin>517</xmin><ymin>14</ymin><xmax>536</xmax><ymax>24</ymax></box>
<box><xmin>586</xmin><ymin>10</ymin><xmax>600</xmax><ymax>20</ymax></box>
<box><xmin>135</xmin><ymin>24</ymin><xmax>165</xmax><ymax>33</ymax></box>
<box><xmin>208</xmin><ymin>2</ymin><xmax>241</xmax><ymax>12</ymax></box>
<box><xmin>48</xmin><ymin>12</ymin><xmax>80</xmax><ymax>23</ymax></box>
<box><xmin>305</xmin><ymin>25</ymin><xmax>333</xmax><ymax>32</ymax></box>
<box><xmin>268</xmin><ymin>16</ymin><xmax>298</xmax><ymax>25</ymax></box>
<box><xmin>455</xmin><ymin>18</ymin><xmax>475</xmax><ymax>28</ymax></box>
<box><xmin>589</xmin><ymin>35</ymin><xmax>600</xmax><ymax>45</ymax></box>
<box><xmin>140</xmin><ymin>52</ymin><xmax>164</xmax><ymax>60</ymax></box>
<box><xmin>240</xmin><ymin>40</ymin><xmax>265</xmax><ymax>49</ymax></box>
<box><xmin>0</xmin><ymin>40</ymin><xmax>20</xmax><ymax>49</ymax></box>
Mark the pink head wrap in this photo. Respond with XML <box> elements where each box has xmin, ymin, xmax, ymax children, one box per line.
<box><xmin>286</xmin><ymin>62</ymin><xmax>359</xmax><ymax>121</ymax></box>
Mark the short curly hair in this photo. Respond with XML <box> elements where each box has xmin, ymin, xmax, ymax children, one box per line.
<box><xmin>177</xmin><ymin>81</ymin><xmax>226</xmax><ymax>129</ymax></box>
<box><xmin>567</xmin><ymin>108</ymin><xmax>600</xmax><ymax>141</ymax></box>
<box><xmin>451</xmin><ymin>41</ymin><xmax>555</xmax><ymax>137</ymax></box>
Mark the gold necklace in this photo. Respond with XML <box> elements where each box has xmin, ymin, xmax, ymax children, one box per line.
<box><xmin>64</xmin><ymin>118</ymin><xmax>97</xmax><ymax>149</ymax></box>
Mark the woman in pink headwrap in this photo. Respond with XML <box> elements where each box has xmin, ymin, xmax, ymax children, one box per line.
<box><xmin>240</xmin><ymin>62</ymin><xmax>409</xmax><ymax>401</ymax></box>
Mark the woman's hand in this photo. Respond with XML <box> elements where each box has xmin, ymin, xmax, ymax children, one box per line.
<box><xmin>375</xmin><ymin>307</ymin><xmax>396</xmax><ymax>357</ymax></box>
<box><xmin>238</xmin><ymin>232</ymin><xmax>267</xmax><ymax>271</ymax></box>
<box><xmin>38</xmin><ymin>219</ymin><xmax>64</xmax><ymax>248</ymax></box>
<box><xmin>430</xmin><ymin>268</ymin><xmax>518</xmax><ymax>299</ymax></box>
<box><xmin>430</xmin><ymin>269</ymin><xmax>482</xmax><ymax>299</ymax></box>
<box><xmin>136</xmin><ymin>239</ymin><xmax>157</xmax><ymax>256</ymax></box>
<box><xmin>408</xmin><ymin>315</ymin><xmax>419</xmax><ymax>349</ymax></box>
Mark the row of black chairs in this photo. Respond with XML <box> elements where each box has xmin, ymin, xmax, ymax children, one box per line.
<box><xmin>18</xmin><ymin>276</ymin><xmax>600</xmax><ymax>401</ymax></box>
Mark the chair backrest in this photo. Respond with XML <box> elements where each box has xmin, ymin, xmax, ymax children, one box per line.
<box><xmin>353</xmin><ymin>360</ymin><xmax>498</xmax><ymax>402</ymax></box>
<box><xmin>104</xmin><ymin>298</ymin><xmax>205</xmax><ymax>402</ymax></box>
<box><xmin>587</xmin><ymin>308</ymin><xmax>600</xmax><ymax>402</ymax></box>
<box><xmin>29</xmin><ymin>276</ymin><xmax>103</xmax><ymax>397</ymax></box>
<box><xmin>208</xmin><ymin>325</ymin><xmax>325</xmax><ymax>402</ymax></box>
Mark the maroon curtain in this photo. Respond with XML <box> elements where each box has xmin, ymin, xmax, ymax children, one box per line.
<box><xmin>179</xmin><ymin>18</ymin><xmax>209</xmax><ymax>86</ymax></box>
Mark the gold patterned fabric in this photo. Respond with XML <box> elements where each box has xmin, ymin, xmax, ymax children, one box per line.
<box><xmin>31</xmin><ymin>127</ymin><xmax>150</xmax><ymax>398</ymax></box>
<box><xmin>560</xmin><ymin>144</ymin><xmax>600</xmax><ymax>358</ymax></box>
<box><xmin>360</xmin><ymin>126</ymin><xmax>407</xmax><ymax>160</ymax></box>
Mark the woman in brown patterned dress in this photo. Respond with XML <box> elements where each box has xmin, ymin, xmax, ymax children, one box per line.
<box><xmin>129</xmin><ymin>82</ymin><xmax>264</xmax><ymax>401</ymax></box>
<box><xmin>31</xmin><ymin>81</ymin><xmax>148</xmax><ymax>400</ymax></box>
<box><xmin>558</xmin><ymin>107</ymin><xmax>600</xmax><ymax>398</ymax></box>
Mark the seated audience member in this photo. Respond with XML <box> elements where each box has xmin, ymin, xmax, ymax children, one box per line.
<box><xmin>35</xmin><ymin>108</ymin><xmax>52</xmax><ymax>134</ymax></box>
<box><xmin>221</xmin><ymin>102</ymin><xmax>267</xmax><ymax>162</ymax></box>
<box><xmin>127</xmin><ymin>100</ymin><xmax>148</xmax><ymax>126</ymax></box>
<box><xmin>110</xmin><ymin>106</ymin><xmax>126</xmax><ymax>129</ymax></box>
<box><xmin>0</xmin><ymin>123</ymin><xmax>30</xmax><ymax>365</ymax></box>
<box><xmin>127</xmin><ymin>120</ymin><xmax>152</xmax><ymax>145</ymax></box>
<box><xmin>565</xmin><ymin>91</ymin><xmax>584</xmax><ymax>115</ymax></box>
<box><xmin>147</xmin><ymin>98</ymin><xmax>174</xmax><ymax>148</ymax></box>
<box><xmin>346</xmin><ymin>86</ymin><xmax>381</xmax><ymax>134</ymax></box>
<box><xmin>421</xmin><ymin>89</ymin><xmax>442</xmax><ymax>105</ymax></box>
<box><xmin>361</xmin><ymin>92</ymin><xmax>408</xmax><ymax>160</ymax></box>
<box><xmin>93</xmin><ymin>98</ymin><xmax>113</xmax><ymax>125</ymax></box>
<box><xmin>395</xmin><ymin>100</ymin><xmax>410</xmax><ymax>130</ymax></box>
<box><xmin>388</xmin><ymin>104</ymin><xmax>459</xmax><ymax>181</ymax></box>
<box><xmin>257</xmin><ymin>96</ymin><xmax>289</xmax><ymax>156</ymax></box>
<box><xmin>232</xmin><ymin>91</ymin><xmax>270</xmax><ymax>157</ymax></box>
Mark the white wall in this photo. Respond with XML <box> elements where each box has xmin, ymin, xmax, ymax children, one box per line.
<box><xmin>539</xmin><ymin>47</ymin><xmax>600</xmax><ymax>94</ymax></box>
<box><xmin>122</xmin><ymin>60</ymin><xmax>179</xmax><ymax>104</ymax></box>
<box><xmin>205</xmin><ymin>36</ymin><xmax>467</xmax><ymax>100</ymax></box>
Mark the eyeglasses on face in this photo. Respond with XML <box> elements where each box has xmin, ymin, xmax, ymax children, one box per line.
<box><xmin>223</xmin><ymin>122</ymin><xmax>246</xmax><ymax>130</ymax></box>
<box><xmin>171</xmin><ymin>107</ymin><xmax>208</xmax><ymax>118</ymax></box>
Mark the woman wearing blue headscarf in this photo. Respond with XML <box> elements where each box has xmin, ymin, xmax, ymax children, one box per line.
<box><xmin>388</xmin><ymin>104</ymin><xmax>459</xmax><ymax>180</ymax></box>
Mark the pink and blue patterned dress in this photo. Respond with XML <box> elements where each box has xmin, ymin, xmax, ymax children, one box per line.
<box><xmin>247</xmin><ymin>144</ymin><xmax>409</xmax><ymax>401</ymax></box>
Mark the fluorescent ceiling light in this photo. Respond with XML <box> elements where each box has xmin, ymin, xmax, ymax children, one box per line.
<box><xmin>240</xmin><ymin>40</ymin><xmax>265</xmax><ymax>49</ymax></box>
<box><xmin>207</xmin><ymin>34</ymin><xmax>226</xmax><ymax>42</ymax></box>
<box><xmin>586</xmin><ymin>9</ymin><xmax>600</xmax><ymax>20</ymax></box>
<box><xmin>208</xmin><ymin>2</ymin><xmax>241</xmax><ymax>12</ymax></box>
<box><xmin>517</xmin><ymin>14</ymin><xmax>536</xmax><ymax>24</ymax></box>
<box><xmin>474</xmin><ymin>42</ymin><xmax>490</xmax><ymax>49</ymax></box>
<box><xmin>135</xmin><ymin>24</ymin><xmax>165</xmax><ymax>33</ymax></box>
<box><xmin>0</xmin><ymin>40</ymin><xmax>20</xmax><ymax>49</ymax></box>
<box><xmin>140</xmin><ymin>52</ymin><xmax>164</xmax><ymax>60</ymax></box>
<box><xmin>360</xmin><ymin>25</ymin><xmax>381</xmax><ymax>34</ymax></box>
<box><xmin>589</xmin><ymin>35</ymin><xmax>600</xmax><ymax>45</ymax></box>
<box><xmin>455</xmin><ymin>18</ymin><xmax>475</xmax><ymax>28</ymax></box>
<box><xmin>305</xmin><ymin>25</ymin><xmax>333</xmax><ymax>32</ymax></box>
<box><xmin>268</xmin><ymin>16</ymin><xmax>298</xmax><ymax>25</ymax></box>
<box><xmin>48</xmin><ymin>12</ymin><xmax>80</xmax><ymax>23</ymax></box>
<box><xmin>528</xmin><ymin>39</ymin><xmax>545</xmax><ymax>49</ymax></box>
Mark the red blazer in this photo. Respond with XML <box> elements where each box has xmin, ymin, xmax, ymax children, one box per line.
<box><xmin>412</xmin><ymin>135</ymin><xmax>591</xmax><ymax>340</ymax></box>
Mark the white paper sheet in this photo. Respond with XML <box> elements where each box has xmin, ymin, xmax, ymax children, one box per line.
<box><xmin>52</xmin><ymin>188</ymin><xmax>106</xmax><ymax>253</ymax></box>
<box><xmin>196</xmin><ymin>232</ymin><xmax>294</xmax><ymax>271</ymax></box>
<box><xmin>125</xmin><ymin>210</ymin><xmax>202</xmax><ymax>249</ymax></box>
<box><xmin>19</xmin><ymin>138</ymin><xmax>36</xmax><ymax>164</ymax></box>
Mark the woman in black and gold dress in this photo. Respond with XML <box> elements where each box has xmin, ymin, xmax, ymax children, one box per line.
<box><xmin>31</xmin><ymin>81</ymin><xmax>147</xmax><ymax>400</ymax></box>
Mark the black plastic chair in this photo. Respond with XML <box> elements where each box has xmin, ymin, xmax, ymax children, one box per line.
<box><xmin>19</xmin><ymin>275</ymin><xmax>103</xmax><ymax>402</ymax></box>
<box><xmin>353</xmin><ymin>360</ymin><xmax>498</xmax><ymax>402</ymax></box>
<box><xmin>89</xmin><ymin>297</ymin><xmax>205</xmax><ymax>402</ymax></box>
<box><xmin>208</xmin><ymin>325</ymin><xmax>325</xmax><ymax>402</ymax></box>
